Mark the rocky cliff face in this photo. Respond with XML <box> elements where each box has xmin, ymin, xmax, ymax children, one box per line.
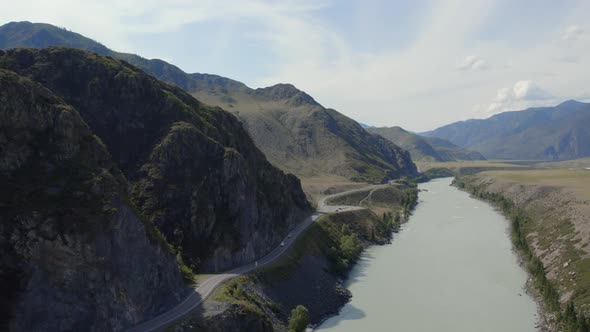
<box><xmin>0</xmin><ymin>47</ymin><xmax>311</xmax><ymax>273</ymax></box>
<box><xmin>0</xmin><ymin>69</ymin><xmax>186</xmax><ymax>331</ymax></box>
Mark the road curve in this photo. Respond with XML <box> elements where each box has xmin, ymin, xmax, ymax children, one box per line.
<box><xmin>126</xmin><ymin>184</ymin><xmax>383</xmax><ymax>332</ymax></box>
<box><xmin>317</xmin><ymin>184</ymin><xmax>388</xmax><ymax>213</ymax></box>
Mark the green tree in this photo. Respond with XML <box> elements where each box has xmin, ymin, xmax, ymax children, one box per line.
<box><xmin>340</xmin><ymin>233</ymin><xmax>362</xmax><ymax>260</ymax></box>
<box><xmin>341</xmin><ymin>224</ymin><xmax>352</xmax><ymax>236</ymax></box>
<box><xmin>288</xmin><ymin>305</ymin><xmax>309</xmax><ymax>332</ymax></box>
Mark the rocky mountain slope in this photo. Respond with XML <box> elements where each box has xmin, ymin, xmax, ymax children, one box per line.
<box><xmin>0</xmin><ymin>46</ymin><xmax>311</xmax><ymax>276</ymax></box>
<box><xmin>0</xmin><ymin>68</ymin><xmax>187</xmax><ymax>331</ymax></box>
<box><xmin>0</xmin><ymin>21</ymin><xmax>418</xmax><ymax>183</ymax></box>
<box><xmin>423</xmin><ymin>100</ymin><xmax>590</xmax><ymax>160</ymax></box>
<box><xmin>367</xmin><ymin>126</ymin><xmax>485</xmax><ymax>162</ymax></box>
<box><xmin>193</xmin><ymin>82</ymin><xmax>418</xmax><ymax>182</ymax></box>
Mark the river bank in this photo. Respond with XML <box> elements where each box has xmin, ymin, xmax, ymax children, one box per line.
<box><xmin>166</xmin><ymin>181</ymin><xmax>418</xmax><ymax>331</ymax></box>
<box><xmin>317</xmin><ymin>178</ymin><xmax>538</xmax><ymax>332</ymax></box>
<box><xmin>455</xmin><ymin>172</ymin><xmax>590</xmax><ymax>331</ymax></box>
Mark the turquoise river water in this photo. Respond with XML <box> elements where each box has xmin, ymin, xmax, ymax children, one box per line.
<box><xmin>317</xmin><ymin>177</ymin><xmax>539</xmax><ymax>332</ymax></box>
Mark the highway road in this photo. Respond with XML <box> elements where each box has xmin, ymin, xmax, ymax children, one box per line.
<box><xmin>126</xmin><ymin>184</ymin><xmax>383</xmax><ymax>332</ymax></box>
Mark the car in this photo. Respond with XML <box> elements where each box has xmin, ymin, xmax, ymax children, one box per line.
<box><xmin>288</xmin><ymin>233</ymin><xmax>292</xmax><ymax>238</ymax></box>
<box><xmin>280</xmin><ymin>241</ymin><xmax>285</xmax><ymax>247</ymax></box>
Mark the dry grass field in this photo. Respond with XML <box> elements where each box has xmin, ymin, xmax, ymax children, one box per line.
<box><xmin>485</xmin><ymin>168</ymin><xmax>590</xmax><ymax>201</ymax></box>
<box><xmin>300</xmin><ymin>175</ymin><xmax>370</xmax><ymax>206</ymax></box>
<box><xmin>418</xmin><ymin>160</ymin><xmax>528</xmax><ymax>172</ymax></box>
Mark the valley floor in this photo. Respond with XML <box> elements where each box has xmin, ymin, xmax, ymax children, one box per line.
<box><xmin>159</xmin><ymin>159</ymin><xmax>590</xmax><ymax>332</ymax></box>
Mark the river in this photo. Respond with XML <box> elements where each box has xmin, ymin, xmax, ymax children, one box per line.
<box><xmin>317</xmin><ymin>177</ymin><xmax>539</xmax><ymax>332</ymax></box>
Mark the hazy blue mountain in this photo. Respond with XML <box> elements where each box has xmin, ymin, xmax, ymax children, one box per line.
<box><xmin>422</xmin><ymin>100</ymin><xmax>590</xmax><ymax>160</ymax></box>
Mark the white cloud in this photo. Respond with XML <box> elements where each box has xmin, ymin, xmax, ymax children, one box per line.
<box><xmin>562</xmin><ymin>25</ymin><xmax>585</xmax><ymax>41</ymax></box>
<box><xmin>456</xmin><ymin>55</ymin><xmax>488</xmax><ymax>71</ymax></box>
<box><xmin>486</xmin><ymin>80</ymin><xmax>554</xmax><ymax>114</ymax></box>
<box><xmin>512</xmin><ymin>80</ymin><xmax>552</xmax><ymax>100</ymax></box>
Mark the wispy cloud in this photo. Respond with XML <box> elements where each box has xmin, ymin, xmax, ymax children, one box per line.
<box><xmin>2</xmin><ymin>0</ymin><xmax>590</xmax><ymax>131</ymax></box>
<box><xmin>456</xmin><ymin>55</ymin><xmax>488</xmax><ymax>71</ymax></box>
<box><xmin>562</xmin><ymin>25</ymin><xmax>585</xmax><ymax>41</ymax></box>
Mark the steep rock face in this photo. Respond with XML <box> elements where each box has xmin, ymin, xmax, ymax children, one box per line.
<box><xmin>197</xmin><ymin>303</ymin><xmax>275</xmax><ymax>332</ymax></box>
<box><xmin>0</xmin><ymin>47</ymin><xmax>311</xmax><ymax>272</ymax></box>
<box><xmin>0</xmin><ymin>69</ymin><xmax>186</xmax><ymax>331</ymax></box>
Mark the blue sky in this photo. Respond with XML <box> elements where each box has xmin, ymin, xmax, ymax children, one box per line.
<box><xmin>3</xmin><ymin>0</ymin><xmax>590</xmax><ymax>131</ymax></box>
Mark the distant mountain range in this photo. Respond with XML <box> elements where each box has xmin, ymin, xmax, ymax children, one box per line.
<box><xmin>367</xmin><ymin>126</ymin><xmax>485</xmax><ymax>162</ymax></box>
<box><xmin>422</xmin><ymin>100</ymin><xmax>590</xmax><ymax>160</ymax></box>
<box><xmin>0</xmin><ymin>21</ymin><xmax>417</xmax><ymax>183</ymax></box>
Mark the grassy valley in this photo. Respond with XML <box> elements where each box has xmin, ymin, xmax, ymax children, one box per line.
<box><xmin>3</xmin><ymin>10</ymin><xmax>590</xmax><ymax>332</ymax></box>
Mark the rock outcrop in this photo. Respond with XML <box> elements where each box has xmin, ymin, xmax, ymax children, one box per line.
<box><xmin>0</xmin><ymin>69</ymin><xmax>186</xmax><ymax>331</ymax></box>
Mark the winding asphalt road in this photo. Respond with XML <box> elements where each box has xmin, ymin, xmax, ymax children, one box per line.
<box><xmin>126</xmin><ymin>184</ymin><xmax>383</xmax><ymax>332</ymax></box>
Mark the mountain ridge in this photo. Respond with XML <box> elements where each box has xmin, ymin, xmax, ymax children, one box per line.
<box><xmin>422</xmin><ymin>100</ymin><xmax>590</xmax><ymax>160</ymax></box>
<box><xmin>0</xmin><ymin>21</ymin><xmax>418</xmax><ymax>183</ymax></box>
<box><xmin>367</xmin><ymin>126</ymin><xmax>485</xmax><ymax>162</ymax></box>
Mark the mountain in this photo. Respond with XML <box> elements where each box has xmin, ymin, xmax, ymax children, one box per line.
<box><xmin>422</xmin><ymin>100</ymin><xmax>590</xmax><ymax>160</ymax></box>
<box><xmin>0</xmin><ymin>21</ymin><xmax>110</xmax><ymax>53</ymax></box>
<box><xmin>367</xmin><ymin>126</ymin><xmax>485</xmax><ymax>162</ymax></box>
<box><xmin>0</xmin><ymin>67</ymin><xmax>186</xmax><ymax>331</ymax></box>
<box><xmin>0</xmin><ymin>47</ymin><xmax>312</xmax><ymax>330</ymax></box>
<box><xmin>191</xmin><ymin>82</ymin><xmax>417</xmax><ymax>182</ymax></box>
<box><xmin>0</xmin><ymin>21</ymin><xmax>418</xmax><ymax>183</ymax></box>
